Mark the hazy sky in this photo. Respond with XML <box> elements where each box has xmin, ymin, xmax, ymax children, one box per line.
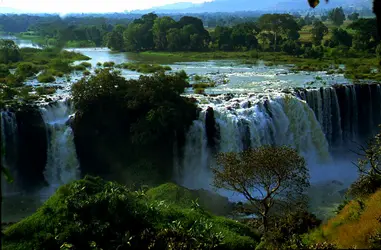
<box><xmin>0</xmin><ymin>0</ymin><xmax>210</xmax><ymax>13</ymax></box>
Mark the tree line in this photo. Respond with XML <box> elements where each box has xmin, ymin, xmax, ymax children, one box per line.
<box><xmin>103</xmin><ymin>11</ymin><xmax>379</xmax><ymax>57</ymax></box>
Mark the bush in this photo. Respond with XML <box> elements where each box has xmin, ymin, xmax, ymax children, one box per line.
<box><xmin>348</xmin><ymin>175</ymin><xmax>381</xmax><ymax>198</ymax></box>
<box><xmin>103</xmin><ymin>61</ymin><xmax>115</xmax><ymax>67</ymax></box>
<box><xmin>37</xmin><ymin>72</ymin><xmax>55</xmax><ymax>83</ymax></box>
<box><xmin>15</xmin><ymin>62</ymin><xmax>39</xmax><ymax>77</ymax></box>
<box><xmin>377</xmin><ymin>44</ymin><xmax>381</xmax><ymax>59</ymax></box>
<box><xmin>3</xmin><ymin>176</ymin><xmax>259</xmax><ymax>250</ymax></box>
<box><xmin>35</xmin><ymin>86</ymin><xmax>56</xmax><ymax>95</ymax></box>
<box><xmin>0</xmin><ymin>64</ymin><xmax>10</xmax><ymax>77</ymax></box>
<box><xmin>73</xmin><ymin>64</ymin><xmax>87</xmax><ymax>71</ymax></box>
<box><xmin>80</xmin><ymin>62</ymin><xmax>92</xmax><ymax>68</ymax></box>
<box><xmin>117</xmin><ymin>63</ymin><xmax>172</xmax><ymax>74</ymax></box>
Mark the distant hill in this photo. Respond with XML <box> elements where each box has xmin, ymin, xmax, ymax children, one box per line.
<box><xmin>130</xmin><ymin>0</ymin><xmax>372</xmax><ymax>14</ymax></box>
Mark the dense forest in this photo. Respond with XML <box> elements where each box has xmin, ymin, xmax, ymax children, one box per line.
<box><xmin>1</xmin><ymin>9</ymin><xmax>379</xmax><ymax>58</ymax></box>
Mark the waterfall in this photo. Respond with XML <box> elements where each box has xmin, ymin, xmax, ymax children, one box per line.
<box><xmin>180</xmin><ymin>114</ymin><xmax>212</xmax><ymax>190</ymax></box>
<box><xmin>1</xmin><ymin>110</ymin><xmax>19</xmax><ymax>196</ymax></box>
<box><xmin>40</xmin><ymin>100</ymin><xmax>80</xmax><ymax>191</ymax></box>
<box><xmin>177</xmin><ymin>93</ymin><xmax>331</xmax><ymax>189</ymax></box>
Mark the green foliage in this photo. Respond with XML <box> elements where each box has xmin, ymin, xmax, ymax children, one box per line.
<box><xmin>328</xmin><ymin>7</ymin><xmax>346</xmax><ymax>26</ymax></box>
<box><xmin>37</xmin><ymin>72</ymin><xmax>56</xmax><ymax>83</ymax></box>
<box><xmin>73</xmin><ymin>64</ymin><xmax>87</xmax><ymax>71</ymax></box>
<box><xmin>102</xmin><ymin>61</ymin><xmax>115</xmax><ymax>67</ymax></box>
<box><xmin>311</xmin><ymin>21</ymin><xmax>329</xmax><ymax>46</ymax></box>
<box><xmin>349</xmin><ymin>175</ymin><xmax>381</xmax><ymax>198</ymax></box>
<box><xmin>264</xmin><ymin>210</ymin><xmax>322</xmax><ymax>249</ymax></box>
<box><xmin>0</xmin><ymin>63</ymin><xmax>10</xmax><ymax>78</ymax></box>
<box><xmin>71</xmin><ymin>69</ymin><xmax>197</xmax><ymax>184</ymax></box>
<box><xmin>146</xmin><ymin>183</ymin><xmax>233</xmax><ymax>216</ymax></box>
<box><xmin>3</xmin><ymin>176</ymin><xmax>259</xmax><ymax>250</ymax></box>
<box><xmin>116</xmin><ymin>62</ymin><xmax>172</xmax><ymax>74</ymax></box>
<box><xmin>35</xmin><ymin>86</ymin><xmax>56</xmax><ymax>95</ymax></box>
<box><xmin>347</xmin><ymin>13</ymin><xmax>360</xmax><ymax>21</ymax></box>
<box><xmin>377</xmin><ymin>44</ymin><xmax>381</xmax><ymax>59</ymax></box>
<box><xmin>80</xmin><ymin>62</ymin><xmax>92</xmax><ymax>68</ymax></box>
<box><xmin>15</xmin><ymin>62</ymin><xmax>39</xmax><ymax>78</ymax></box>
<box><xmin>0</xmin><ymin>39</ymin><xmax>21</xmax><ymax>64</ymax></box>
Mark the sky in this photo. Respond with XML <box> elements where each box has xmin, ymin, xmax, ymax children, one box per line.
<box><xmin>0</xmin><ymin>0</ymin><xmax>210</xmax><ymax>13</ymax></box>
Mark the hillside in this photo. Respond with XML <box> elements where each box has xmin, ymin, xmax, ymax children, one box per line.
<box><xmin>305</xmin><ymin>188</ymin><xmax>381</xmax><ymax>248</ymax></box>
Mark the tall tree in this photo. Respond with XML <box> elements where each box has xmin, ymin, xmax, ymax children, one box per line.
<box><xmin>257</xmin><ymin>14</ymin><xmax>300</xmax><ymax>51</ymax></box>
<box><xmin>328</xmin><ymin>7</ymin><xmax>346</xmax><ymax>26</ymax></box>
<box><xmin>311</xmin><ymin>21</ymin><xmax>329</xmax><ymax>45</ymax></box>
<box><xmin>152</xmin><ymin>17</ymin><xmax>176</xmax><ymax>50</ymax></box>
<box><xmin>0</xmin><ymin>40</ymin><xmax>21</xmax><ymax>64</ymax></box>
<box><xmin>212</xmin><ymin>146</ymin><xmax>309</xmax><ymax>232</ymax></box>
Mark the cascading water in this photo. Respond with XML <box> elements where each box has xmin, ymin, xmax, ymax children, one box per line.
<box><xmin>178</xmin><ymin>83</ymin><xmax>381</xmax><ymax>195</ymax></box>
<box><xmin>40</xmin><ymin>100</ymin><xmax>80</xmax><ymax>193</ymax></box>
<box><xmin>1</xmin><ymin>110</ymin><xmax>19</xmax><ymax>196</ymax></box>
<box><xmin>178</xmin><ymin>93</ymin><xmax>331</xmax><ymax>191</ymax></box>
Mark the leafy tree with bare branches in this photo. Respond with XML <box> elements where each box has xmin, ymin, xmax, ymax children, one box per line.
<box><xmin>212</xmin><ymin>146</ymin><xmax>309</xmax><ymax>232</ymax></box>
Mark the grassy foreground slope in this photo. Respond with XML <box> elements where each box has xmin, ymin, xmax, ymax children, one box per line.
<box><xmin>305</xmin><ymin>188</ymin><xmax>381</xmax><ymax>249</ymax></box>
<box><xmin>2</xmin><ymin>176</ymin><xmax>259</xmax><ymax>250</ymax></box>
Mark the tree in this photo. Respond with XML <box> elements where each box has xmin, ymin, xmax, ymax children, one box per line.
<box><xmin>332</xmin><ymin>28</ymin><xmax>353</xmax><ymax>47</ymax></box>
<box><xmin>321</xmin><ymin>15</ymin><xmax>328</xmax><ymax>22</ymax></box>
<box><xmin>377</xmin><ymin>44</ymin><xmax>381</xmax><ymax>58</ymax></box>
<box><xmin>311</xmin><ymin>21</ymin><xmax>329</xmax><ymax>45</ymax></box>
<box><xmin>257</xmin><ymin>14</ymin><xmax>300</xmax><ymax>51</ymax></box>
<box><xmin>328</xmin><ymin>7</ymin><xmax>346</xmax><ymax>26</ymax></box>
<box><xmin>152</xmin><ymin>17</ymin><xmax>176</xmax><ymax>50</ymax></box>
<box><xmin>166</xmin><ymin>28</ymin><xmax>182</xmax><ymax>51</ymax></box>
<box><xmin>212</xmin><ymin>146</ymin><xmax>309</xmax><ymax>232</ymax></box>
<box><xmin>106</xmin><ymin>25</ymin><xmax>126</xmax><ymax>51</ymax></box>
<box><xmin>348</xmin><ymin>18</ymin><xmax>379</xmax><ymax>51</ymax></box>
<box><xmin>349</xmin><ymin>129</ymin><xmax>381</xmax><ymax>198</ymax></box>
<box><xmin>0</xmin><ymin>39</ymin><xmax>21</xmax><ymax>64</ymax></box>
<box><xmin>348</xmin><ymin>13</ymin><xmax>360</xmax><ymax>21</ymax></box>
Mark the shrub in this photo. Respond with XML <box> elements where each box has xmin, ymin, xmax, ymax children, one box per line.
<box><xmin>35</xmin><ymin>86</ymin><xmax>56</xmax><ymax>95</ymax></box>
<box><xmin>15</xmin><ymin>62</ymin><xmax>39</xmax><ymax>77</ymax></box>
<box><xmin>348</xmin><ymin>175</ymin><xmax>381</xmax><ymax>198</ymax></box>
<box><xmin>73</xmin><ymin>64</ymin><xmax>87</xmax><ymax>71</ymax></box>
<box><xmin>103</xmin><ymin>61</ymin><xmax>115</xmax><ymax>67</ymax></box>
<box><xmin>83</xmin><ymin>70</ymin><xmax>91</xmax><ymax>76</ymax></box>
<box><xmin>0</xmin><ymin>64</ymin><xmax>10</xmax><ymax>78</ymax></box>
<box><xmin>80</xmin><ymin>62</ymin><xmax>92</xmax><ymax>68</ymax></box>
<box><xmin>117</xmin><ymin>63</ymin><xmax>172</xmax><ymax>74</ymax></box>
<box><xmin>37</xmin><ymin>72</ymin><xmax>55</xmax><ymax>83</ymax></box>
